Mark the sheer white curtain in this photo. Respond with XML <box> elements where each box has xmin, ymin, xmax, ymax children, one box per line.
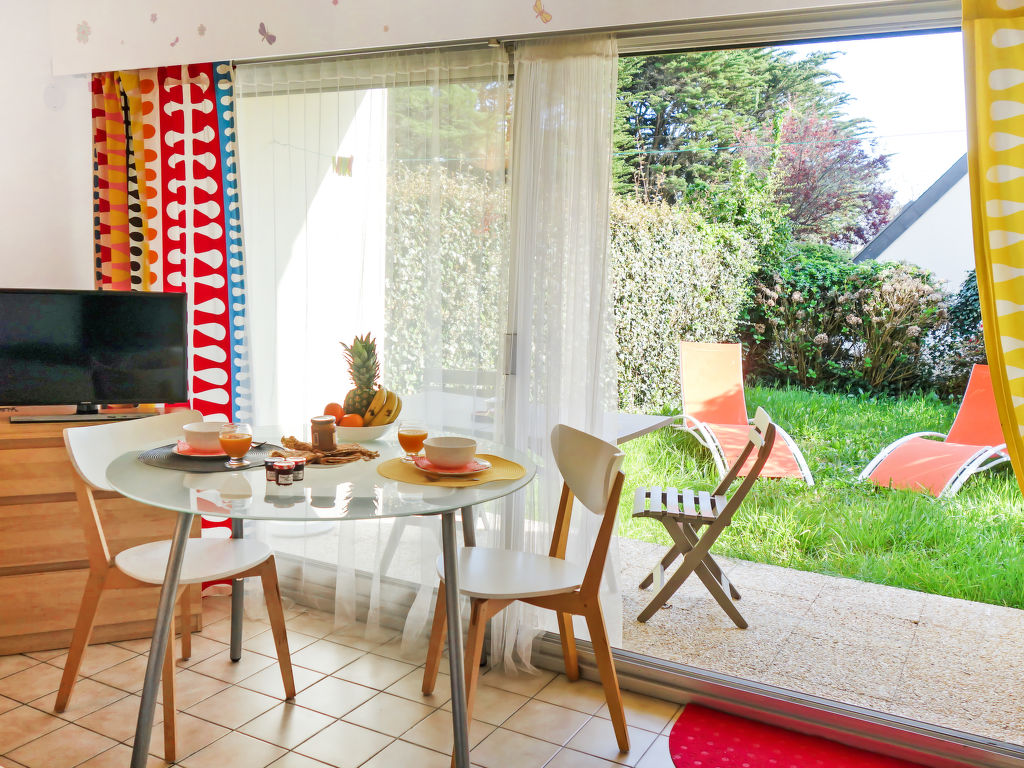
<box><xmin>235</xmin><ymin>48</ymin><xmax>512</xmax><ymax>649</ymax></box>
<box><xmin>492</xmin><ymin>34</ymin><xmax>622</xmax><ymax>668</ymax></box>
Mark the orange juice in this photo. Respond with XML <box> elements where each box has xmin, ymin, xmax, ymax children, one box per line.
<box><xmin>397</xmin><ymin>428</ymin><xmax>428</xmax><ymax>454</ymax></box>
<box><xmin>218</xmin><ymin>432</ymin><xmax>253</xmax><ymax>459</ymax></box>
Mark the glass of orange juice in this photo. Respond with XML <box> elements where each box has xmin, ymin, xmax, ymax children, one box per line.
<box><xmin>219</xmin><ymin>423</ymin><xmax>254</xmax><ymax>469</ymax></box>
<box><xmin>397</xmin><ymin>422</ymin><xmax>428</xmax><ymax>463</ymax></box>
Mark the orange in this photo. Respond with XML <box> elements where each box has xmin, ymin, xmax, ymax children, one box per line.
<box><xmin>339</xmin><ymin>413</ymin><xmax>364</xmax><ymax>427</ymax></box>
<box><xmin>324</xmin><ymin>402</ymin><xmax>344</xmax><ymax>422</ymax></box>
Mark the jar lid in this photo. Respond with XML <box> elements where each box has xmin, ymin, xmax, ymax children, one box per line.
<box><xmin>311</xmin><ymin>415</ymin><xmax>336</xmax><ymax>425</ymax></box>
<box><xmin>289</xmin><ymin>456</ymin><xmax>307</xmax><ymax>464</ymax></box>
<box><xmin>273</xmin><ymin>460</ymin><xmax>295</xmax><ymax>469</ymax></box>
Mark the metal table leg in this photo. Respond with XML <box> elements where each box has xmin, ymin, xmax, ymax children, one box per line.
<box><xmin>131</xmin><ymin>512</ymin><xmax>192</xmax><ymax>768</ymax></box>
<box><xmin>441</xmin><ymin>510</ymin><xmax>471</xmax><ymax>768</ymax></box>
<box><xmin>230</xmin><ymin>517</ymin><xmax>244</xmax><ymax>662</ymax></box>
<box><xmin>460</xmin><ymin>505</ymin><xmax>476</xmax><ymax>547</ymax></box>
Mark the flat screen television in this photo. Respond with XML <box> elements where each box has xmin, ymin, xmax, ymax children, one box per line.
<box><xmin>0</xmin><ymin>288</ymin><xmax>189</xmax><ymax>415</ymax></box>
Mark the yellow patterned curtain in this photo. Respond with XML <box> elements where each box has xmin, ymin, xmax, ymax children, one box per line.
<box><xmin>964</xmin><ymin>0</ymin><xmax>1024</xmax><ymax>494</ymax></box>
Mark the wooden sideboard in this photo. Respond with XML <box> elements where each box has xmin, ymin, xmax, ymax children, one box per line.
<box><xmin>0</xmin><ymin>408</ymin><xmax>202</xmax><ymax>654</ymax></box>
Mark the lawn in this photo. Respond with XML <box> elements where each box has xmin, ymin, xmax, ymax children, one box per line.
<box><xmin>618</xmin><ymin>385</ymin><xmax>1024</xmax><ymax>609</ymax></box>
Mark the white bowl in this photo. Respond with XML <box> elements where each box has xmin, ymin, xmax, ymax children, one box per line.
<box><xmin>423</xmin><ymin>436</ymin><xmax>477</xmax><ymax>469</ymax></box>
<box><xmin>335</xmin><ymin>423</ymin><xmax>392</xmax><ymax>443</ymax></box>
<box><xmin>182</xmin><ymin>421</ymin><xmax>228</xmax><ymax>452</ymax></box>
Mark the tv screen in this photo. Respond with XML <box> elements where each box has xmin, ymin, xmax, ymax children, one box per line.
<box><xmin>0</xmin><ymin>289</ymin><xmax>189</xmax><ymax>409</ymax></box>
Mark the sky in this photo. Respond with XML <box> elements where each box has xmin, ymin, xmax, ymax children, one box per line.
<box><xmin>781</xmin><ymin>30</ymin><xmax>967</xmax><ymax>206</ymax></box>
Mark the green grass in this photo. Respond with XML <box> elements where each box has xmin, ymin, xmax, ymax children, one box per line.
<box><xmin>618</xmin><ymin>385</ymin><xmax>1024</xmax><ymax>609</ymax></box>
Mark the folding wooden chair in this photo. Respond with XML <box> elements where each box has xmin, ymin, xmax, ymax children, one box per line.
<box><xmin>632</xmin><ymin>407</ymin><xmax>777</xmax><ymax>627</ymax></box>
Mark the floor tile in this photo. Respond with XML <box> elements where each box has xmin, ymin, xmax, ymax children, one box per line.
<box><xmin>503</xmin><ymin>699</ymin><xmax>590</xmax><ymax>745</ymax></box>
<box><xmin>238</xmin><ymin>701</ymin><xmax>335</xmax><ymax>749</ymax></box>
<box><xmin>286</xmin><ymin>611</ymin><xmax>337</xmax><ymax>639</ymax></box>
<box><xmin>290</xmin><ymin>639</ymin><xmax>365</xmax><ymax>675</ymax></box>
<box><xmin>48</xmin><ymin>643</ymin><xmax>136</xmax><ymax>676</ymax></box>
<box><xmin>189</xmin><ymin>648</ymin><xmax>277</xmax><ymax>684</ymax></box>
<box><xmin>180</xmin><ymin>730</ymin><xmax>287</xmax><ymax>768</ymax></box>
<box><xmin>8</xmin><ymin>722</ymin><xmax>117</xmax><ymax>768</ymax></box>
<box><xmin>595</xmin><ymin>690</ymin><xmax>679</xmax><ymax>734</ymax></box>
<box><xmin>479</xmin><ymin>667</ymin><xmax>557</xmax><ymax>698</ymax></box>
<box><xmin>343</xmin><ymin>692</ymin><xmax>435</xmax><ymax>736</ymax></box>
<box><xmin>546</xmin><ymin>748</ymin><xmax>620</xmax><ymax>768</ymax></box>
<box><xmin>441</xmin><ymin>683</ymin><xmax>528</xmax><ymax>726</ymax></box>
<box><xmin>265</xmin><ymin>752</ymin><xmax>335</xmax><ymax>768</ymax></box>
<box><xmin>0</xmin><ymin>694</ymin><xmax>18</xmax><ymax>715</ymax></box>
<box><xmin>471</xmin><ymin>727</ymin><xmax>560</xmax><ymax>768</ymax></box>
<box><xmin>0</xmin><ymin>656</ymin><xmax>39</xmax><ymax>679</ymax></box>
<box><xmin>535</xmin><ymin>675</ymin><xmax>610</xmax><ymax>715</ymax></box>
<box><xmin>386</xmin><ymin>668</ymin><xmax>451</xmax><ymax>708</ymax></box>
<box><xmin>566</xmin><ymin>718</ymin><xmax>658</xmax><ymax>766</ymax></box>
<box><xmin>74</xmin><ymin>694</ymin><xmax>161</xmax><ymax>743</ymax></box>
<box><xmin>31</xmin><ymin>678</ymin><xmax>127</xmax><ymax>721</ymax></box>
<box><xmin>24</xmin><ymin>649</ymin><xmax>65</xmax><ymax>662</ymax></box>
<box><xmin>89</xmin><ymin>655</ymin><xmax>150</xmax><ymax>694</ymax></box>
<box><xmin>184</xmin><ymin>684</ymin><xmax>279</xmax><ymax>730</ymax></box>
<box><xmin>73</xmin><ymin>743</ymin><xmax>169</xmax><ymax>768</ymax></box>
<box><xmin>132</xmin><ymin>711</ymin><xmax>230</xmax><ymax>762</ymax></box>
<box><xmin>361</xmin><ymin>739</ymin><xmax>451</xmax><ymax>768</ymax></box>
<box><xmin>294</xmin><ymin>720</ymin><xmax>392</xmax><ymax>768</ymax></box>
<box><xmin>159</xmin><ymin>667</ymin><xmax>232</xmax><ymax>710</ymax></box>
<box><xmin>245</xmin><ymin>628</ymin><xmax>320</xmax><ymax>657</ymax></box>
<box><xmin>0</xmin><ymin>705</ymin><xmax>66</xmax><ymax>753</ymax></box>
<box><xmin>239</xmin><ymin>662</ymin><xmax>325</xmax><ymax>699</ymax></box>
<box><xmin>402</xmin><ymin>709</ymin><xmax>495</xmax><ymax>754</ymax></box>
<box><xmin>333</xmin><ymin>654</ymin><xmax>415</xmax><ymax>690</ymax></box>
<box><xmin>112</xmin><ymin>637</ymin><xmax>158</xmax><ymax>654</ymax></box>
<box><xmin>198</xmin><ymin>616</ymin><xmax>269</xmax><ymax>645</ymax></box>
<box><xmin>294</xmin><ymin>676</ymin><xmax>378</xmax><ymax>719</ymax></box>
<box><xmin>175</xmin><ymin>635</ymin><xmax>231</xmax><ymax>668</ymax></box>
<box><xmin>635</xmin><ymin>735</ymin><xmax>673</xmax><ymax>768</ymax></box>
<box><xmin>0</xmin><ymin>662</ymin><xmax>64</xmax><ymax>702</ymax></box>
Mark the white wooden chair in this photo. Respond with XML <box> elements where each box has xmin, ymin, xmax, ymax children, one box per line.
<box><xmin>632</xmin><ymin>407</ymin><xmax>777</xmax><ymax>627</ymax></box>
<box><xmin>421</xmin><ymin>424</ymin><xmax>631</xmax><ymax>753</ymax></box>
<box><xmin>56</xmin><ymin>410</ymin><xmax>294</xmax><ymax>762</ymax></box>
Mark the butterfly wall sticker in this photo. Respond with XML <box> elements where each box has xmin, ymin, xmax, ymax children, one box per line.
<box><xmin>258</xmin><ymin>22</ymin><xmax>277</xmax><ymax>45</ymax></box>
<box><xmin>532</xmin><ymin>0</ymin><xmax>552</xmax><ymax>23</ymax></box>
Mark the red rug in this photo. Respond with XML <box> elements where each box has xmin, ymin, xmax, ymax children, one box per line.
<box><xmin>668</xmin><ymin>704</ymin><xmax>928</xmax><ymax>768</ymax></box>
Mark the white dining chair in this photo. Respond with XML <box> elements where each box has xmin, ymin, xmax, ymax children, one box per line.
<box><xmin>421</xmin><ymin>424</ymin><xmax>631</xmax><ymax>753</ymax></box>
<box><xmin>56</xmin><ymin>410</ymin><xmax>295</xmax><ymax>762</ymax></box>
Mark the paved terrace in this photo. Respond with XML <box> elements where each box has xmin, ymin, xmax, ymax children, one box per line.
<box><xmin>618</xmin><ymin>538</ymin><xmax>1024</xmax><ymax>746</ymax></box>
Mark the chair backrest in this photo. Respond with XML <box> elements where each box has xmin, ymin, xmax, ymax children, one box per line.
<box><xmin>64</xmin><ymin>410</ymin><xmax>203</xmax><ymax>491</ymax></box>
<box><xmin>680</xmin><ymin>341</ymin><xmax>748</xmax><ymax>426</ymax></box>
<box><xmin>712</xmin><ymin>407</ymin><xmax>777</xmax><ymax>524</ymax></box>
<box><xmin>945</xmin><ymin>364</ymin><xmax>1006</xmax><ymax>447</ymax></box>
<box><xmin>549</xmin><ymin>424</ymin><xmax>626</xmax><ymax>596</ymax></box>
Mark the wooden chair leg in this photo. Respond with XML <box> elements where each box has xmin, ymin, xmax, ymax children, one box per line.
<box><xmin>179</xmin><ymin>586</ymin><xmax>192</xmax><ymax>661</ymax></box>
<box><xmin>584</xmin><ymin>603</ymin><xmax>629</xmax><ymax>752</ymax></box>
<box><xmin>422</xmin><ymin>582</ymin><xmax>447</xmax><ymax>695</ymax></box>
<box><xmin>162</xmin><ymin>631</ymin><xmax>177</xmax><ymax>763</ymax></box>
<box><xmin>463</xmin><ymin>600</ymin><xmax>488</xmax><ymax>723</ymax></box>
<box><xmin>55</xmin><ymin>570</ymin><xmax>106</xmax><ymax>712</ymax></box>
<box><xmin>259</xmin><ymin>557</ymin><xmax>296</xmax><ymax>699</ymax></box>
<box><xmin>556</xmin><ymin>612</ymin><xmax>579</xmax><ymax>681</ymax></box>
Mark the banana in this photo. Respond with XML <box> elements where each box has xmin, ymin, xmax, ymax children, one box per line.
<box><xmin>386</xmin><ymin>394</ymin><xmax>402</xmax><ymax>424</ymax></box>
<box><xmin>369</xmin><ymin>389</ymin><xmax>399</xmax><ymax>426</ymax></box>
<box><xmin>362</xmin><ymin>387</ymin><xmax>388</xmax><ymax>422</ymax></box>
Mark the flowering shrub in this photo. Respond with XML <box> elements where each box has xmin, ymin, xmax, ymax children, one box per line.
<box><xmin>611</xmin><ymin>195</ymin><xmax>757</xmax><ymax>410</ymax></box>
<box><xmin>746</xmin><ymin>249</ymin><xmax>948</xmax><ymax>394</ymax></box>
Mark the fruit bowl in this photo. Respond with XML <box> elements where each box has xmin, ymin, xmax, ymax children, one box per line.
<box><xmin>335</xmin><ymin>423</ymin><xmax>393</xmax><ymax>443</ymax></box>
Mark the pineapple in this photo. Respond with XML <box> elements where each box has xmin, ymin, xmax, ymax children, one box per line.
<box><xmin>341</xmin><ymin>333</ymin><xmax>380</xmax><ymax>417</ymax></box>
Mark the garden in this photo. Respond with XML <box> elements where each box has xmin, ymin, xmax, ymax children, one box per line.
<box><xmin>611</xmin><ymin>48</ymin><xmax>1024</xmax><ymax>611</ymax></box>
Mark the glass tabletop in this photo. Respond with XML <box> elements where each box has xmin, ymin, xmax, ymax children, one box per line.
<box><xmin>105</xmin><ymin>429</ymin><xmax>538</xmax><ymax>522</ymax></box>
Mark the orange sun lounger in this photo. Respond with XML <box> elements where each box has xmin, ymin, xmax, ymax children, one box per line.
<box><xmin>859</xmin><ymin>364</ymin><xmax>1009</xmax><ymax>498</ymax></box>
<box><xmin>678</xmin><ymin>342</ymin><xmax>814</xmax><ymax>484</ymax></box>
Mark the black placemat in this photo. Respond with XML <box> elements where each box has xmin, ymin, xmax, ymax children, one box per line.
<box><xmin>138</xmin><ymin>443</ymin><xmax>283</xmax><ymax>473</ymax></box>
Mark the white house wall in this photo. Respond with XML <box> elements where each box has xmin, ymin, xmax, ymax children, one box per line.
<box><xmin>876</xmin><ymin>175</ymin><xmax>975</xmax><ymax>292</ymax></box>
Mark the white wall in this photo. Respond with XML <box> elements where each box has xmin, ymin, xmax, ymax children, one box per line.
<box><xmin>2</xmin><ymin>1</ymin><xmax>93</xmax><ymax>289</ymax></box>
<box><xmin>878</xmin><ymin>175</ymin><xmax>975</xmax><ymax>291</ymax></box>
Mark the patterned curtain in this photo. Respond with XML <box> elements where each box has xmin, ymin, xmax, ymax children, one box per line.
<box><xmin>91</xmin><ymin>63</ymin><xmax>250</xmax><ymax>423</ymax></box>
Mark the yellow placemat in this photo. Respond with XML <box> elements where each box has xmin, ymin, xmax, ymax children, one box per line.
<box><xmin>376</xmin><ymin>454</ymin><xmax>525</xmax><ymax>487</ymax></box>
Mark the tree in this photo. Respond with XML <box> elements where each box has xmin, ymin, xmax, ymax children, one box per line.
<box><xmin>736</xmin><ymin>109</ymin><xmax>895</xmax><ymax>246</ymax></box>
<box><xmin>615</xmin><ymin>48</ymin><xmax>855</xmax><ymax>203</ymax></box>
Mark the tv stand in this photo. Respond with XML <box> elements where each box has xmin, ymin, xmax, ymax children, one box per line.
<box><xmin>11</xmin><ymin>412</ymin><xmax>154</xmax><ymax>423</ymax></box>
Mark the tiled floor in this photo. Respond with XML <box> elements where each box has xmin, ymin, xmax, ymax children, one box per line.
<box><xmin>619</xmin><ymin>538</ymin><xmax>1024</xmax><ymax>745</ymax></box>
<box><xmin>0</xmin><ymin>595</ymin><xmax>679</xmax><ymax>768</ymax></box>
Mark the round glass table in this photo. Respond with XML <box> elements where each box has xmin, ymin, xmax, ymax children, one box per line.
<box><xmin>107</xmin><ymin>431</ymin><xmax>537</xmax><ymax>768</ymax></box>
